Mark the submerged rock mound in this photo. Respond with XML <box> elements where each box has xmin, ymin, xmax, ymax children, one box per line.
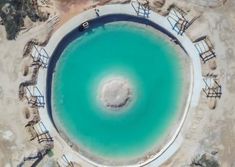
<box><xmin>99</xmin><ymin>77</ymin><xmax>132</xmax><ymax>111</ymax></box>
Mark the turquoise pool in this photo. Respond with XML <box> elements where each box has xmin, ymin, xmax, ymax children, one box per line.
<box><xmin>52</xmin><ymin>22</ymin><xmax>183</xmax><ymax>161</ymax></box>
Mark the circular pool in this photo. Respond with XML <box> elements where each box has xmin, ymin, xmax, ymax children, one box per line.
<box><xmin>51</xmin><ymin>21</ymin><xmax>186</xmax><ymax>165</ymax></box>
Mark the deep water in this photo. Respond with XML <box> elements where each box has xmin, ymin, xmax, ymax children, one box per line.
<box><xmin>53</xmin><ymin>23</ymin><xmax>182</xmax><ymax>159</ymax></box>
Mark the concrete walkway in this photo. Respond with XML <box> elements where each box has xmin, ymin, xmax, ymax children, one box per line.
<box><xmin>36</xmin><ymin>2</ymin><xmax>203</xmax><ymax>167</ymax></box>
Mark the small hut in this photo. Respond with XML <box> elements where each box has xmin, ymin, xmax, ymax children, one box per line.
<box><xmin>202</xmin><ymin>74</ymin><xmax>222</xmax><ymax>98</ymax></box>
<box><xmin>194</xmin><ymin>36</ymin><xmax>216</xmax><ymax>63</ymax></box>
<box><xmin>167</xmin><ymin>6</ymin><xmax>195</xmax><ymax>35</ymax></box>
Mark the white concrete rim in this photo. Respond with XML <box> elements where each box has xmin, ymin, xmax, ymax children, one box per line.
<box><xmin>36</xmin><ymin>1</ymin><xmax>203</xmax><ymax>167</ymax></box>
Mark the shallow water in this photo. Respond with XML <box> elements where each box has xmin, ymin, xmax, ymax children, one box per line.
<box><xmin>53</xmin><ymin>23</ymin><xmax>182</xmax><ymax>159</ymax></box>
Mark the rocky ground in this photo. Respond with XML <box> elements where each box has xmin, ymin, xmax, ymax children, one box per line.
<box><xmin>0</xmin><ymin>0</ymin><xmax>52</xmax><ymax>40</ymax></box>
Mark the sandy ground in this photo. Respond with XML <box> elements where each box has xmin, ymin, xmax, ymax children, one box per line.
<box><xmin>0</xmin><ymin>0</ymin><xmax>235</xmax><ymax>166</ymax></box>
<box><xmin>53</xmin><ymin>0</ymin><xmax>94</xmax><ymax>29</ymax></box>
<box><xmin>160</xmin><ymin>0</ymin><xmax>235</xmax><ymax>166</ymax></box>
